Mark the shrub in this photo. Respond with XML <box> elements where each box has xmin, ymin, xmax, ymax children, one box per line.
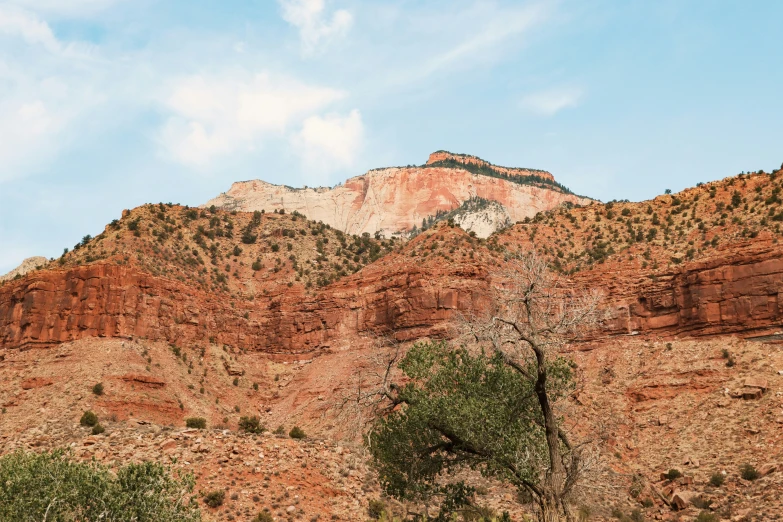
<box><xmin>368</xmin><ymin>499</ymin><xmax>386</xmax><ymax>519</ymax></box>
<box><xmin>664</xmin><ymin>469</ymin><xmax>682</xmax><ymax>480</ymax></box>
<box><xmin>238</xmin><ymin>416</ymin><xmax>264</xmax><ymax>434</ymax></box>
<box><xmin>92</xmin><ymin>382</ymin><xmax>104</xmax><ymax>396</ymax></box>
<box><xmin>186</xmin><ymin>417</ymin><xmax>207</xmax><ymax>429</ymax></box>
<box><xmin>740</xmin><ymin>463</ymin><xmax>759</xmax><ymax>481</ymax></box>
<box><xmin>92</xmin><ymin>424</ymin><xmax>105</xmax><ymax>435</ymax></box>
<box><xmin>80</xmin><ymin>410</ymin><xmax>98</xmax><ymax>427</ymax></box>
<box><xmin>0</xmin><ymin>450</ymin><xmax>200</xmax><ymax>521</ymax></box>
<box><xmin>695</xmin><ymin>511</ymin><xmax>718</xmax><ymax>522</ymax></box>
<box><xmin>273</xmin><ymin>425</ymin><xmax>286</xmax><ymax>436</ymax></box>
<box><xmin>232</xmin><ymin>377</ymin><xmax>239</xmax><ymax>386</ymax></box>
<box><xmin>204</xmin><ymin>489</ymin><xmax>225</xmax><ymax>508</ymax></box>
<box><xmin>288</xmin><ymin>426</ymin><xmax>306</xmax><ymax>439</ymax></box>
<box><xmin>253</xmin><ymin>511</ymin><xmax>274</xmax><ymax>522</ymax></box>
<box><xmin>709</xmin><ymin>472</ymin><xmax>725</xmax><ymax>487</ymax></box>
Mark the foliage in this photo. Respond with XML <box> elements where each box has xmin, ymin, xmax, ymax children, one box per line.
<box><xmin>0</xmin><ymin>449</ymin><xmax>200</xmax><ymax>521</ymax></box>
<box><xmin>238</xmin><ymin>416</ymin><xmax>264</xmax><ymax>434</ymax></box>
<box><xmin>740</xmin><ymin>463</ymin><xmax>759</xmax><ymax>481</ymax></box>
<box><xmin>80</xmin><ymin>410</ymin><xmax>98</xmax><ymax>427</ymax></box>
<box><xmin>368</xmin><ymin>341</ymin><xmax>573</xmax><ymax>515</ymax></box>
<box><xmin>288</xmin><ymin>426</ymin><xmax>306</xmax><ymax>439</ymax></box>
<box><xmin>92</xmin><ymin>424</ymin><xmax>105</xmax><ymax>435</ymax></box>
<box><xmin>186</xmin><ymin>417</ymin><xmax>207</xmax><ymax>429</ymax></box>
<box><xmin>253</xmin><ymin>511</ymin><xmax>274</xmax><ymax>522</ymax></box>
<box><xmin>709</xmin><ymin>472</ymin><xmax>725</xmax><ymax>487</ymax></box>
<box><xmin>92</xmin><ymin>382</ymin><xmax>104</xmax><ymax>396</ymax></box>
<box><xmin>203</xmin><ymin>490</ymin><xmax>225</xmax><ymax>508</ymax></box>
<box><xmin>663</xmin><ymin>469</ymin><xmax>682</xmax><ymax>481</ymax></box>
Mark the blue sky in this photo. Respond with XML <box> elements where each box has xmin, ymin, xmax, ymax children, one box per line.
<box><xmin>1</xmin><ymin>0</ymin><xmax>782</xmax><ymax>273</ymax></box>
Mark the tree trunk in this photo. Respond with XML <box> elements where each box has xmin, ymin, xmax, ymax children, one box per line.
<box><xmin>539</xmin><ymin>494</ymin><xmax>562</xmax><ymax>522</ymax></box>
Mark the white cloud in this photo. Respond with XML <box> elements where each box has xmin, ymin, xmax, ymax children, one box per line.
<box><xmin>279</xmin><ymin>0</ymin><xmax>353</xmax><ymax>56</ymax></box>
<box><xmin>292</xmin><ymin>109</ymin><xmax>363</xmax><ymax>181</ymax></box>
<box><xmin>0</xmin><ymin>5</ymin><xmax>61</xmax><ymax>52</ymax></box>
<box><xmin>519</xmin><ymin>87</ymin><xmax>584</xmax><ymax>116</ymax></box>
<box><xmin>158</xmin><ymin>72</ymin><xmax>346</xmax><ymax>167</ymax></box>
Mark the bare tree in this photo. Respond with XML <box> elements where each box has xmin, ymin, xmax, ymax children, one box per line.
<box><xmin>461</xmin><ymin>251</ymin><xmax>603</xmax><ymax>522</ymax></box>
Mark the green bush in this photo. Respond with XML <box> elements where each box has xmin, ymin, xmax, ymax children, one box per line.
<box><xmin>273</xmin><ymin>425</ymin><xmax>286</xmax><ymax>436</ymax></box>
<box><xmin>695</xmin><ymin>511</ymin><xmax>717</xmax><ymax>522</ymax></box>
<box><xmin>740</xmin><ymin>463</ymin><xmax>759</xmax><ymax>481</ymax></box>
<box><xmin>288</xmin><ymin>426</ymin><xmax>306</xmax><ymax>439</ymax></box>
<box><xmin>92</xmin><ymin>424</ymin><xmax>105</xmax><ymax>435</ymax></box>
<box><xmin>92</xmin><ymin>382</ymin><xmax>104</xmax><ymax>396</ymax></box>
<box><xmin>664</xmin><ymin>469</ymin><xmax>682</xmax><ymax>480</ymax></box>
<box><xmin>203</xmin><ymin>490</ymin><xmax>225</xmax><ymax>508</ymax></box>
<box><xmin>709</xmin><ymin>472</ymin><xmax>725</xmax><ymax>487</ymax></box>
<box><xmin>186</xmin><ymin>417</ymin><xmax>207</xmax><ymax>429</ymax></box>
<box><xmin>80</xmin><ymin>410</ymin><xmax>98</xmax><ymax>427</ymax></box>
<box><xmin>238</xmin><ymin>416</ymin><xmax>264</xmax><ymax>434</ymax></box>
<box><xmin>0</xmin><ymin>450</ymin><xmax>200</xmax><ymax>521</ymax></box>
<box><xmin>253</xmin><ymin>511</ymin><xmax>274</xmax><ymax>522</ymax></box>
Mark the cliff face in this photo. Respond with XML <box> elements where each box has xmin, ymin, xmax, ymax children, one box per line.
<box><xmin>204</xmin><ymin>154</ymin><xmax>590</xmax><ymax>237</ymax></box>
<box><xmin>3</xmin><ymin>223</ymin><xmax>782</xmax><ymax>355</ymax></box>
<box><xmin>425</xmin><ymin>151</ymin><xmax>555</xmax><ymax>181</ymax></box>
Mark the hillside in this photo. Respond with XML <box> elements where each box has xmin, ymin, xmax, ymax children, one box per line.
<box><xmin>204</xmin><ymin>152</ymin><xmax>591</xmax><ymax>238</ymax></box>
<box><xmin>2</xmin><ymin>163</ymin><xmax>783</xmax><ymax>521</ymax></box>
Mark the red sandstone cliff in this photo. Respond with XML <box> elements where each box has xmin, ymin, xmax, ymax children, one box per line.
<box><xmin>425</xmin><ymin>151</ymin><xmax>555</xmax><ymax>181</ymax></box>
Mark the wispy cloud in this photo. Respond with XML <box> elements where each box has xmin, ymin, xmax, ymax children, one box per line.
<box><xmin>292</xmin><ymin>109</ymin><xmax>364</xmax><ymax>183</ymax></box>
<box><xmin>519</xmin><ymin>87</ymin><xmax>584</xmax><ymax>116</ymax></box>
<box><xmin>278</xmin><ymin>0</ymin><xmax>353</xmax><ymax>57</ymax></box>
<box><xmin>158</xmin><ymin>72</ymin><xmax>348</xmax><ymax>167</ymax></box>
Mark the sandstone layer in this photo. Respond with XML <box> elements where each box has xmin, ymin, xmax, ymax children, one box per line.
<box><xmin>204</xmin><ymin>153</ymin><xmax>590</xmax><ymax>237</ymax></box>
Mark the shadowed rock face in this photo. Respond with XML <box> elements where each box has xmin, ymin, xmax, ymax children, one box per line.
<box><xmin>203</xmin><ymin>153</ymin><xmax>590</xmax><ymax>237</ymax></box>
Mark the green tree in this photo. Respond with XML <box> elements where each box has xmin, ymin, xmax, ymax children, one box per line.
<box><xmin>366</xmin><ymin>253</ymin><xmax>600</xmax><ymax>522</ymax></box>
<box><xmin>0</xmin><ymin>450</ymin><xmax>200</xmax><ymax>521</ymax></box>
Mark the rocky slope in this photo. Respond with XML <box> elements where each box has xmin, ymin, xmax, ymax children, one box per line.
<box><xmin>3</xmin><ymin>163</ymin><xmax>783</xmax><ymax>520</ymax></box>
<box><xmin>204</xmin><ymin>152</ymin><xmax>591</xmax><ymax>238</ymax></box>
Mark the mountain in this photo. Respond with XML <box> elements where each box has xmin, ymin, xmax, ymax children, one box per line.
<box><xmin>204</xmin><ymin>151</ymin><xmax>592</xmax><ymax>238</ymax></box>
<box><xmin>0</xmin><ymin>256</ymin><xmax>47</xmax><ymax>283</ymax></box>
<box><xmin>2</xmin><ymin>162</ymin><xmax>783</xmax><ymax>520</ymax></box>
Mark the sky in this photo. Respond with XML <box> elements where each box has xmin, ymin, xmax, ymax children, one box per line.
<box><xmin>1</xmin><ymin>0</ymin><xmax>782</xmax><ymax>273</ymax></box>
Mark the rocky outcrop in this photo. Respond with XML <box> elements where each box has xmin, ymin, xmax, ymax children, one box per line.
<box><xmin>0</xmin><ymin>250</ymin><xmax>491</xmax><ymax>353</ymax></box>
<box><xmin>425</xmin><ymin>151</ymin><xmax>555</xmax><ymax>181</ymax></box>
<box><xmin>1</xmin><ymin>256</ymin><xmax>48</xmax><ymax>283</ymax></box>
<box><xmin>204</xmin><ymin>153</ymin><xmax>590</xmax><ymax>237</ymax></box>
<box><xmin>587</xmin><ymin>243</ymin><xmax>783</xmax><ymax>338</ymax></box>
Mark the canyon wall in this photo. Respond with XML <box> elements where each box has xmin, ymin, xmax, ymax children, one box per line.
<box><xmin>2</xmin><ymin>239</ymin><xmax>782</xmax><ymax>354</ymax></box>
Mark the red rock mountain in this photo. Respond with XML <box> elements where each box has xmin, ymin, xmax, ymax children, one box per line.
<box><xmin>204</xmin><ymin>151</ymin><xmax>590</xmax><ymax>237</ymax></box>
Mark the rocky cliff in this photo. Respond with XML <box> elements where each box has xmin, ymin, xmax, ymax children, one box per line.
<box><xmin>425</xmin><ymin>150</ymin><xmax>555</xmax><ymax>181</ymax></box>
<box><xmin>204</xmin><ymin>152</ymin><xmax>590</xmax><ymax>237</ymax></box>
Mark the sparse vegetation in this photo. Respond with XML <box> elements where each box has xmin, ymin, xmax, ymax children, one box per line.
<box><xmin>92</xmin><ymin>382</ymin><xmax>104</xmax><ymax>396</ymax></box>
<box><xmin>203</xmin><ymin>489</ymin><xmax>225</xmax><ymax>508</ymax></box>
<box><xmin>186</xmin><ymin>417</ymin><xmax>207</xmax><ymax>429</ymax></box>
<box><xmin>79</xmin><ymin>410</ymin><xmax>98</xmax><ymax>427</ymax></box>
<box><xmin>288</xmin><ymin>426</ymin><xmax>306</xmax><ymax>439</ymax></box>
<box><xmin>0</xmin><ymin>450</ymin><xmax>200</xmax><ymax>521</ymax></box>
<box><xmin>740</xmin><ymin>463</ymin><xmax>759</xmax><ymax>481</ymax></box>
<box><xmin>238</xmin><ymin>416</ymin><xmax>264</xmax><ymax>434</ymax></box>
